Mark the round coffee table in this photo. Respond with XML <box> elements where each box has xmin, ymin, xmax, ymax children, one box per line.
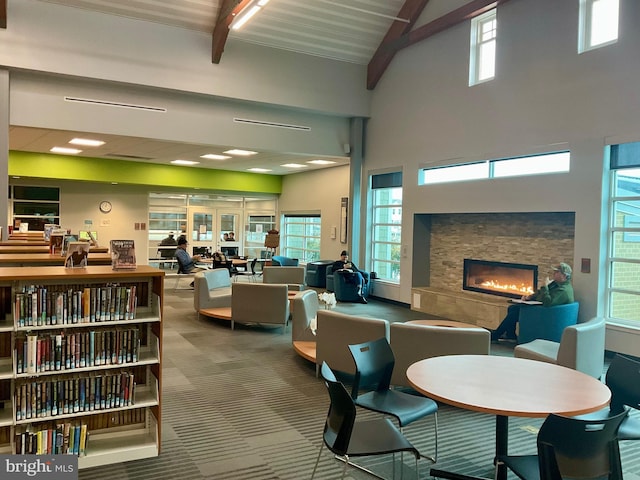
<box><xmin>405</xmin><ymin>319</ymin><xmax>482</xmax><ymax>329</ymax></box>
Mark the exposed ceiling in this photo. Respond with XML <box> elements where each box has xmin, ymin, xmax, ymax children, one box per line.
<box><xmin>8</xmin><ymin>0</ymin><xmax>504</xmax><ymax>177</ymax></box>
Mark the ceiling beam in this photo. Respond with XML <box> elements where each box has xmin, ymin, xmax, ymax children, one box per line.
<box><xmin>1</xmin><ymin>0</ymin><xmax>6</xmax><ymax>29</ymax></box>
<box><xmin>367</xmin><ymin>0</ymin><xmax>431</xmax><ymax>91</ymax></box>
<box><xmin>212</xmin><ymin>0</ymin><xmax>249</xmax><ymax>64</ymax></box>
<box><xmin>367</xmin><ymin>0</ymin><xmax>513</xmax><ymax>90</ymax></box>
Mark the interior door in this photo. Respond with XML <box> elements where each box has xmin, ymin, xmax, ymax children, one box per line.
<box><xmin>217</xmin><ymin>211</ymin><xmax>242</xmax><ymax>257</ymax></box>
<box><xmin>189</xmin><ymin>207</ymin><xmax>215</xmax><ymax>256</ymax></box>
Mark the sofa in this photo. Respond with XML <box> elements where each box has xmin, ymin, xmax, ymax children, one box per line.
<box><xmin>517</xmin><ymin>302</ymin><xmax>580</xmax><ymax>344</ymax></box>
<box><xmin>304</xmin><ymin>260</ymin><xmax>333</xmax><ymax>288</ymax></box>
<box><xmin>514</xmin><ymin>316</ymin><xmax>606</xmax><ymax>378</ymax></box>
<box><xmin>262</xmin><ymin>266</ymin><xmax>306</xmax><ymax>290</ymax></box>
<box><xmin>315</xmin><ymin>309</ymin><xmax>389</xmax><ymax>376</ymax></box>
<box><xmin>389</xmin><ymin>322</ymin><xmax>490</xmax><ymax>388</ymax></box>
<box><xmin>193</xmin><ymin>268</ymin><xmax>232</xmax><ymax>311</ymax></box>
<box><xmin>231</xmin><ymin>283</ymin><xmax>290</xmax><ymax>332</ymax></box>
<box><xmin>271</xmin><ymin>256</ymin><xmax>299</xmax><ymax>266</ymax></box>
<box><xmin>326</xmin><ymin>268</ymin><xmax>370</xmax><ymax>302</ymax></box>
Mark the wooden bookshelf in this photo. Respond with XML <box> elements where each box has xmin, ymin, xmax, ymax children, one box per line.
<box><xmin>0</xmin><ymin>265</ymin><xmax>163</xmax><ymax>468</ymax></box>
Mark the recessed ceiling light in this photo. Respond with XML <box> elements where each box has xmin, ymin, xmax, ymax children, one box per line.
<box><xmin>50</xmin><ymin>147</ymin><xmax>82</xmax><ymax>154</ymax></box>
<box><xmin>111</xmin><ymin>182</ymin><xmax>118</xmax><ymax>185</ymax></box>
<box><xmin>171</xmin><ymin>159</ymin><xmax>200</xmax><ymax>166</ymax></box>
<box><xmin>224</xmin><ymin>149</ymin><xmax>258</xmax><ymax>156</ymax></box>
<box><xmin>12</xmin><ymin>176</ymin><xmax>20</xmax><ymax>179</ymax></box>
<box><xmin>69</xmin><ymin>138</ymin><xmax>105</xmax><ymax>147</ymax></box>
<box><xmin>200</xmin><ymin>154</ymin><xmax>232</xmax><ymax>160</ymax></box>
<box><xmin>307</xmin><ymin>159</ymin><xmax>337</xmax><ymax>165</ymax></box>
<box><xmin>281</xmin><ymin>163</ymin><xmax>307</xmax><ymax>169</ymax></box>
<box><xmin>248</xmin><ymin>168</ymin><xmax>272</xmax><ymax>173</ymax></box>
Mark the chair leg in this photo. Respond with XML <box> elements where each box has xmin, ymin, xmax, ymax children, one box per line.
<box><xmin>310</xmin><ymin>443</ymin><xmax>324</xmax><ymax>480</ymax></box>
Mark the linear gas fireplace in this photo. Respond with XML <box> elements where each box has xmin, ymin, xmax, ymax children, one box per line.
<box><xmin>463</xmin><ymin>259</ymin><xmax>538</xmax><ymax>299</ymax></box>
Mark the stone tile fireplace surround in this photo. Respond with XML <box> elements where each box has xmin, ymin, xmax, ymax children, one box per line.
<box><xmin>411</xmin><ymin>212</ymin><xmax>575</xmax><ymax>329</ymax></box>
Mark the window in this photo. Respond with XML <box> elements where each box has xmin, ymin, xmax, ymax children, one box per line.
<box><xmin>578</xmin><ymin>0</ymin><xmax>619</xmax><ymax>53</ymax></box>
<box><xmin>11</xmin><ymin>185</ymin><xmax>60</xmax><ymax>231</ymax></box>
<box><xmin>282</xmin><ymin>215</ymin><xmax>320</xmax><ymax>262</ymax></box>
<box><xmin>245</xmin><ymin>214</ymin><xmax>276</xmax><ymax>259</ymax></box>
<box><xmin>469</xmin><ymin>9</ymin><xmax>497</xmax><ymax>86</ymax></box>
<box><xmin>607</xmin><ymin>143</ymin><xmax>640</xmax><ymax>325</ymax></box>
<box><xmin>370</xmin><ymin>173</ymin><xmax>402</xmax><ymax>283</ymax></box>
<box><xmin>420</xmin><ymin>151</ymin><xmax>570</xmax><ymax>185</ymax></box>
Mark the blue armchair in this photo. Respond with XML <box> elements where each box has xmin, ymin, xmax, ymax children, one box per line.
<box><xmin>271</xmin><ymin>255</ymin><xmax>299</xmax><ymax>266</ymax></box>
<box><xmin>332</xmin><ymin>269</ymin><xmax>370</xmax><ymax>302</ymax></box>
<box><xmin>517</xmin><ymin>302</ymin><xmax>579</xmax><ymax>344</ymax></box>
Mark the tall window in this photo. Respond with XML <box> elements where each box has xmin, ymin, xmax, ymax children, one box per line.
<box><xmin>370</xmin><ymin>173</ymin><xmax>402</xmax><ymax>283</ymax></box>
<box><xmin>578</xmin><ymin>0</ymin><xmax>619</xmax><ymax>53</ymax></box>
<box><xmin>607</xmin><ymin>142</ymin><xmax>640</xmax><ymax>325</ymax></box>
<box><xmin>11</xmin><ymin>186</ymin><xmax>60</xmax><ymax>231</ymax></box>
<box><xmin>469</xmin><ymin>9</ymin><xmax>497</xmax><ymax>86</ymax></box>
<box><xmin>282</xmin><ymin>215</ymin><xmax>321</xmax><ymax>262</ymax></box>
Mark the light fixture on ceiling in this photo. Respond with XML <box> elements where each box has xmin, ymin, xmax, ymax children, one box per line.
<box><xmin>230</xmin><ymin>0</ymin><xmax>270</xmax><ymax>31</ymax></box>
<box><xmin>171</xmin><ymin>159</ymin><xmax>200</xmax><ymax>166</ymax></box>
<box><xmin>200</xmin><ymin>154</ymin><xmax>232</xmax><ymax>160</ymax></box>
<box><xmin>50</xmin><ymin>147</ymin><xmax>82</xmax><ymax>154</ymax></box>
<box><xmin>307</xmin><ymin>159</ymin><xmax>337</xmax><ymax>165</ymax></box>
<box><xmin>281</xmin><ymin>163</ymin><xmax>307</xmax><ymax>169</ymax></box>
<box><xmin>224</xmin><ymin>149</ymin><xmax>258</xmax><ymax>156</ymax></box>
<box><xmin>248</xmin><ymin>168</ymin><xmax>272</xmax><ymax>172</ymax></box>
<box><xmin>69</xmin><ymin>138</ymin><xmax>105</xmax><ymax>147</ymax></box>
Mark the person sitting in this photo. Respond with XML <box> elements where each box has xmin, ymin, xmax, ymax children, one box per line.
<box><xmin>158</xmin><ymin>231</ymin><xmax>178</xmax><ymax>260</ymax></box>
<box><xmin>331</xmin><ymin>250</ymin><xmax>367</xmax><ymax>304</ymax></box>
<box><xmin>174</xmin><ymin>236</ymin><xmax>207</xmax><ymax>286</ymax></box>
<box><xmin>491</xmin><ymin>262</ymin><xmax>574</xmax><ymax>342</ymax></box>
<box><xmin>227</xmin><ymin>232</ymin><xmax>235</xmax><ymax>241</ymax></box>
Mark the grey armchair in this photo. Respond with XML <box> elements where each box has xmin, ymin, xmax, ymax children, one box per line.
<box><xmin>514</xmin><ymin>316</ymin><xmax>606</xmax><ymax>378</ymax></box>
<box><xmin>262</xmin><ymin>266</ymin><xmax>306</xmax><ymax>290</ymax></box>
<box><xmin>231</xmin><ymin>283</ymin><xmax>290</xmax><ymax>332</ymax></box>
<box><xmin>193</xmin><ymin>268</ymin><xmax>232</xmax><ymax>311</ymax></box>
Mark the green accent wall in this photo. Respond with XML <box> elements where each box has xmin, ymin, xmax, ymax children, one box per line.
<box><xmin>9</xmin><ymin>151</ymin><xmax>282</xmax><ymax>194</ymax></box>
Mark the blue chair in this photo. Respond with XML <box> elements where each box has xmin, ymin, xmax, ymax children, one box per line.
<box><xmin>333</xmin><ymin>269</ymin><xmax>370</xmax><ymax>302</ymax></box>
<box><xmin>271</xmin><ymin>255</ymin><xmax>299</xmax><ymax>266</ymax></box>
<box><xmin>305</xmin><ymin>260</ymin><xmax>333</xmax><ymax>288</ymax></box>
<box><xmin>518</xmin><ymin>302</ymin><xmax>579</xmax><ymax>344</ymax></box>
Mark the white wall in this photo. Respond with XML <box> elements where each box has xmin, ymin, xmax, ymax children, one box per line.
<box><xmin>365</xmin><ymin>0</ymin><xmax>640</xmax><ymax>354</ymax></box>
<box><xmin>279</xmin><ymin>165</ymin><xmax>350</xmax><ymax>261</ymax></box>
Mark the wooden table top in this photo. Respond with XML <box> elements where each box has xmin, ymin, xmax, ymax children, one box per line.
<box><xmin>405</xmin><ymin>319</ymin><xmax>482</xmax><ymax>329</ymax></box>
<box><xmin>407</xmin><ymin>355</ymin><xmax>610</xmax><ymax>418</ymax></box>
<box><xmin>199</xmin><ymin>307</ymin><xmax>232</xmax><ymax>320</ymax></box>
<box><xmin>293</xmin><ymin>340</ymin><xmax>316</xmax><ymax>363</ymax></box>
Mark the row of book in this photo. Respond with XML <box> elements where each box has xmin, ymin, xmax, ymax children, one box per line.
<box><xmin>15</xmin><ymin>422</ymin><xmax>88</xmax><ymax>456</ymax></box>
<box><xmin>17</xmin><ymin>328</ymin><xmax>141</xmax><ymax>374</ymax></box>
<box><xmin>15</xmin><ymin>372</ymin><xmax>137</xmax><ymax>421</ymax></box>
<box><xmin>15</xmin><ymin>284</ymin><xmax>138</xmax><ymax>327</ymax></box>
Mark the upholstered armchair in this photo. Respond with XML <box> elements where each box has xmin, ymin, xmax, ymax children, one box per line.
<box><xmin>271</xmin><ymin>255</ymin><xmax>299</xmax><ymax>266</ymax></box>
<box><xmin>231</xmin><ymin>283</ymin><xmax>290</xmax><ymax>332</ymax></box>
<box><xmin>514</xmin><ymin>316</ymin><xmax>606</xmax><ymax>378</ymax></box>
<box><xmin>262</xmin><ymin>266</ymin><xmax>306</xmax><ymax>290</ymax></box>
<box><xmin>518</xmin><ymin>302</ymin><xmax>579</xmax><ymax>344</ymax></box>
<box><xmin>304</xmin><ymin>260</ymin><xmax>333</xmax><ymax>288</ymax></box>
<box><xmin>193</xmin><ymin>268</ymin><xmax>232</xmax><ymax>311</ymax></box>
<box><xmin>332</xmin><ymin>269</ymin><xmax>370</xmax><ymax>302</ymax></box>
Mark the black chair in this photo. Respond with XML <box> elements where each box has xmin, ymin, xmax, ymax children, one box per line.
<box><xmin>348</xmin><ymin>337</ymin><xmax>438</xmax><ymax>463</ymax></box>
<box><xmin>604</xmin><ymin>353</ymin><xmax>640</xmax><ymax>440</ymax></box>
<box><xmin>310</xmin><ymin>362</ymin><xmax>420</xmax><ymax>480</ymax></box>
<box><xmin>495</xmin><ymin>410</ymin><xmax>627</xmax><ymax>480</ymax></box>
<box><xmin>233</xmin><ymin>258</ymin><xmax>258</xmax><ymax>282</ymax></box>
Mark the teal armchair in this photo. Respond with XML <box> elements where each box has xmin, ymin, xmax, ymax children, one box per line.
<box><xmin>518</xmin><ymin>302</ymin><xmax>579</xmax><ymax>344</ymax></box>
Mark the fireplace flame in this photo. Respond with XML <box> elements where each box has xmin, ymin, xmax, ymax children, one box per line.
<box><xmin>480</xmin><ymin>280</ymin><xmax>534</xmax><ymax>296</ymax></box>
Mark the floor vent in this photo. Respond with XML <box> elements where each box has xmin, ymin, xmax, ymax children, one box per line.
<box><xmin>233</xmin><ymin>117</ymin><xmax>311</xmax><ymax>131</ymax></box>
<box><xmin>64</xmin><ymin>96</ymin><xmax>167</xmax><ymax>112</ymax></box>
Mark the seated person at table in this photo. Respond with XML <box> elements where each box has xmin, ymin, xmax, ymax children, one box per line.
<box><xmin>175</xmin><ymin>236</ymin><xmax>207</xmax><ymax>285</ymax></box>
<box><xmin>331</xmin><ymin>250</ymin><xmax>367</xmax><ymax>304</ymax></box>
<box><xmin>491</xmin><ymin>262</ymin><xmax>574</xmax><ymax>342</ymax></box>
<box><xmin>159</xmin><ymin>231</ymin><xmax>178</xmax><ymax>258</ymax></box>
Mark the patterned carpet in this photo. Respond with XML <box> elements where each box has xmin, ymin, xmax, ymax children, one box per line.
<box><xmin>78</xmin><ymin>285</ymin><xmax>640</xmax><ymax>480</ymax></box>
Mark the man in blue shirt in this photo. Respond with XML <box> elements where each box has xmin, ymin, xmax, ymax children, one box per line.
<box><xmin>175</xmin><ymin>236</ymin><xmax>207</xmax><ymax>285</ymax></box>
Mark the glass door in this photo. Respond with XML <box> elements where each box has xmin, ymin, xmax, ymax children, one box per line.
<box><xmin>217</xmin><ymin>211</ymin><xmax>242</xmax><ymax>257</ymax></box>
<box><xmin>189</xmin><ymin>208</ymin><xmax>215</xmax><ymax>257</ymax></box>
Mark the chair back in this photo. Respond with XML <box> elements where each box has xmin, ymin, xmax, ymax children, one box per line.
<box><xmin>348</xmin><ymin>337</ymin><xmax>395</xmax><ymax>398</ymax></box>
<box><xmin>518</xmin><ymin>302</ymin><xmax>579</xmax><ymax>344</ymax></box>
<box><xmin>249</xmin><ymin>258</ymin><xmax>258</xmax><ymax>274</ymax></box>
<box><xmin>537</xmin><ymin>411</ymin><xmax>627</xmax><ymax>480</ymax></box>
<box><xmin>320</xmin><ymin>362</ymin><xmax>356</xmax><ymax>456</ymax></box>
<box><xmin>556</xmin><ymin>316</ymin><xmax>605</xmax><ymax>378</ymax></box>
<box><xmin>271</xmin><ymin>255</ymin><xmax>299</xmax><ymax>266</ymax></box>
<box><xmin>291</xmin><ymin>290</ymin><xmax>319</xmax><ymax>342</ymax></box>
<box><xmin>606</xmin><ymin>354</ymin><xmax>640</xmax><ymax>414</ymax></box>
<box><xmin>231</xmin><ymin>283</ymin><xmax>289</xmax><ymax>326</ymax></box>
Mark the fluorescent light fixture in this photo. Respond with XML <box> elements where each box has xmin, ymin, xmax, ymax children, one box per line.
<box><xmin>200</xmin><ymin>154</ymin><xmax>232</xmax><ymax>160</ymax></box>
<box><xmin>248</xmin><ymin>168</ymin><xmax>272</xmax><ymax>172</ymax></box>
<box><xmin>281</xmin><ymin>163</ymin><xmax>307</xmax><ymax>169</ymax></box>
<box><xmin>69</xmin><ymin>138</ymin><xmax>105</xmax><ymax>147</ymax></box>
<box><xmin>230</xmin><ymin>0</ymin><xmax>270</xmax><ymax>31</ymax></box>
<box><xmin>50</xmin><ymin>147</ymin><xmax>82</xmax><ymax>154</ymax></box>
<box><xmin>171</xmin><ymin>159</ymin><xmax>200</xmax><ymax>166</ymax></box>
<box><xmin>224</xmin><ymin>149</ymin><xmax>258</xmax><ymax>156</ymax></box>
<box><xmin>307</xmin><ymin>159</ymin><xmax>337</xmax><ymax>165</ymax></box>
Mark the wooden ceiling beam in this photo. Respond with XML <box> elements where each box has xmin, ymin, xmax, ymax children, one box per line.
<box><xmin>212</xmin><ymin>0</ymin><xmax>249</xmax><ymax>64</ymax></box>
<box><xmin>367</xmin><ymin>0</ymin><xmax>431</xmax><ymax>91</ymax></box>
<box><xmin>367</xmin><ymin>0</ymin><xmax>513</xmax><ymax>90</ymax></box>
<box><xmin>1</xmin><ymin>0</ymin><xmax>7</xmax><ymax>29</ymax></box>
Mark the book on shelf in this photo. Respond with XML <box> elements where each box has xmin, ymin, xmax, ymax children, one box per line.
<box><xmin>110</xmin><ymin>239</ymin><xmax>137</xmax><ymax>269</ymax></box>
<box><xmin>49</xmin><ymin>230</ymin><xmax>66</xmax><ymax>255</ymax></box>
<box><xmin>44</xmin><ymin>224</ymin><xmax>60</xmax><ymax>241</ymax></box>
<box><xmin>65</xmin><ymin>242</ymin><xmax>90</xmax><ymax>268</ymax></box>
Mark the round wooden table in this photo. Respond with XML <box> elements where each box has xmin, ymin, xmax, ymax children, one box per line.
<box><xmin>407</xmin><ymin>355</ymin><xmax>611</xmax><ymax>480</ymax></box>
<box><xmin>405</xmin><ymin>319</ymin><xmax>481</xmax><ymax>329</ymax></box>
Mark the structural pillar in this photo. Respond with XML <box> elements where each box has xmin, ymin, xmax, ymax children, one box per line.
<box><xmin>0</xmin><ymin>69</ymin><xmax>9</xmax><ymax>240</ymax></box>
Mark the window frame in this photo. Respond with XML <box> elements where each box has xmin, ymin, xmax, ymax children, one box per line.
<box><xmin>469</xmin><ymin>9</ymin><xmax>497</xmax><ymax>86</ymax></box>
<box><xmin>281</xmin><ymin>214</ymin><xmax>321</xmax><ymax>263</ymax></box>
<box><xmin>578</xmin><ymin>0</ymin><xmax>619</xmax><ymax>53</ymax></box>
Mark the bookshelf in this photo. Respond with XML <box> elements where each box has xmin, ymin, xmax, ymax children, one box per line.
<box><xmin>0</xmin><ymin>265</ymin><xmax>163</xmax><ymax>468</ymax></box>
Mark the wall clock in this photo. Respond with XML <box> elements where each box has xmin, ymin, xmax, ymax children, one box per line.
<box><xmin>99</xmin><ymin>200</ymin><xmax>112</xmax><ymax>213</ymax></box>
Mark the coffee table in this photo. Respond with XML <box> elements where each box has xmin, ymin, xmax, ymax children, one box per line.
<box><xmin>407</xmin><ymin>355</ymin><xmax>611</xmax><ymax>480</ymax></box>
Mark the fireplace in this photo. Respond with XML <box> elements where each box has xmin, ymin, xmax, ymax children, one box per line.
<box><xmin>463</xmin><ymin>259</ymin><xmax>538</xmax><ymax>299</ymax></box>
